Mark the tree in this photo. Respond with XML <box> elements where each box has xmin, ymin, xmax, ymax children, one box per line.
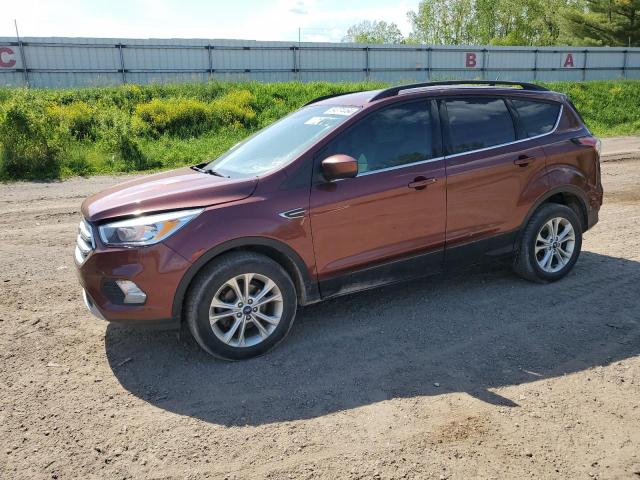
<box><xmin>407</xmin><ymin>0</ymin><xmax>477</xmax><ymax>45</ymax></box>
<box><xmin>564</xmin><ymin>0</ymin><xmax>640</xmax><ymax>46</ymax></box>
<box><xmin>406</xmin><ymin>0</ymin><xmax>577</xmax><ymax>46</ymax></box>
<box><xmin>476</xmin><ymin>0</ymin><xmax>572</xmax><ymax>46</ymax></box>
<box><xmin>342</xmin><ymin>20</ymin><xmax>405</xmax><ymax>44</ymax></box>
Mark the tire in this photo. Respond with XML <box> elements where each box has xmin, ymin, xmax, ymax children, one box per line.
<box><xmin>513</xmin><ymin>203</ymin><xmax>583</xmax><ymax>283</ymax></box>
<box><xmin>185</xmin><ymin>251</ymin><xmax>297</xmax><ymax>360</ymax></box>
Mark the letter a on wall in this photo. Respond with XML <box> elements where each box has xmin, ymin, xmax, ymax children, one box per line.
<box><xmin>563</xmin><ymin>53</ymin><xmax>575</xmax><ymax>68</ymax></box>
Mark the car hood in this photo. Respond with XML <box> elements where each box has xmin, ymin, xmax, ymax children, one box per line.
<box><xmin>81</xmin><ymin>167</ymin><xmax>258</xmax><ymax>222</ymax></box>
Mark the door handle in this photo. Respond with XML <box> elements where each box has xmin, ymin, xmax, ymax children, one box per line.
<box><xmin>408</xmin><ymin>177</ymin><xmax>437</xmax><ymax>190</ymax></box>
<box><xmin>514</xmin><ymin>155</ymin><xmax>535</xmax><ymax>167</ymax></box>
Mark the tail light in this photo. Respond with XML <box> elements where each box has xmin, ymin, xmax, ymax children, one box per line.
<box><xmin>572</xmin><ymin>135</ymin><xmax>601</xmax><ymax>155</ymax></box>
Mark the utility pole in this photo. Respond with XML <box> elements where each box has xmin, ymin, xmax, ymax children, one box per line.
<box><xmin>297</xmin><ymin>27</ymin><xmax>301</xmax><ymax>82</ymax></box>
<box><xmin>14</xmin><ymin>19</ymin><xmax>29</xmax><ymax>87</ymax></box>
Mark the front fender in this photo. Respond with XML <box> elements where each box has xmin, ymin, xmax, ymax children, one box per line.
<box><xmin>164</xmin><ymin>184</ymin><xmax>318</xmax><ymax>321</ymax></box>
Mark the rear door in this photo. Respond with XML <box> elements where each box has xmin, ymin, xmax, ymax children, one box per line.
<box><xmin>441</xmin><ymin>96</ymin><xmax>551</xmax><ymax>264</ymax></box>
<box><xmin>309</xmin><ymin>99</ymin><xmax>446</xmax><ymax>297</ymax></box>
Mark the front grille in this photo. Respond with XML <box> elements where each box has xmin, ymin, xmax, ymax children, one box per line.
<box><xmin>75</xmin><ymin>218</ymin><xmax>95</xmax><ymax>264</ymax></box>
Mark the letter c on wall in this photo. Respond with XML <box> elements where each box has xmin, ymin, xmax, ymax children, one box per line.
<box><xmin>0</xmin><ymin>47</ymin><xmax>17</xmax><ymax>68</ymax></box>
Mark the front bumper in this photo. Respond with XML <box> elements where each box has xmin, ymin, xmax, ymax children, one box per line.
<box><xmin>76</xmin><ymin>239</ymin><xmax>191</xmax><ymax>326</ymax></box>
<box><xmin>82</xmin><ymin>288</ymin><xmax>105</xmax><ymax>320</ymax></box>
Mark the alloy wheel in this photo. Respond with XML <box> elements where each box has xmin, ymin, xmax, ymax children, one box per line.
<box><xmin>208</xmin><ymin>273</ymin><xmax>283</xmax><ymax>348</ymax></box>
<box><xmin>534</xmin><ymin>217</ymin><xmax>575</xmax><ymax>273</ymax></box>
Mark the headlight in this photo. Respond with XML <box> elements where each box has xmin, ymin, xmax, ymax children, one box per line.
<box><xmin>98</xmin><ymin>209</ymin><xmax>203</xmax><ymax>246</ymax></box>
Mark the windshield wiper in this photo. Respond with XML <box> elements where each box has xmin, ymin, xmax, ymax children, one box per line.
<box><xmin>204</xmin><ymin>169</ymin><xmax>226</xmax><ymax>177</ymax></box>
<box><xmin>191</xmin><ymin>165</ymin><xmax>228</xmax><ymax>177</ymax></box>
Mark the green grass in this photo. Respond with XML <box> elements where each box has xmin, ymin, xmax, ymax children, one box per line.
<box><xmin>544</xmin><ymin>81</ymin><xmax>640</xmax><ymax>137</ymax></box>
<box><xmin>0</xmin><ymin>80</ymin><xmax>638</xmax><ymax>181</ymax></box>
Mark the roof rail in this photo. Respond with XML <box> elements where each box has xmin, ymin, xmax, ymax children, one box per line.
<box><xmin>369</xmin><ymin>80</ymin><xmax>549</xmax><ymax>102</ymax></box>
<box><xmin>304</xmin><ymin>91</ymin><xmax>356</xmax><ymax>106</ymax></box>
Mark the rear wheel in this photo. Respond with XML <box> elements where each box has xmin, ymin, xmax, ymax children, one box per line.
<box><xmin>185</xmin><ymin>252</ymin><xmax>297</xmax><ymax>360</ymax></box>
<box><xmin>513</xmin><ymin>203</ymin><xmax>583</xmax><ymax>283</ymax></box>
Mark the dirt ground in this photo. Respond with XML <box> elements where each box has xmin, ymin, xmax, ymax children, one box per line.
<box><xmin>1</xmin><ymin>157</ymin><xmax>639</xmax><ymax>479</ymax></box>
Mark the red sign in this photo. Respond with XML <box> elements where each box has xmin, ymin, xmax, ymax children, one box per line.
<box><xmin>563</xmin><ymin>53</ymin><xmax>574</xmax><ymax>68</ymax></box>
<box><xmin>465</xmin><ymin>52</ymin><xmax>477</xmax><ymax>68</ymax></box>
<box><xmin>0</xmin><ymin>47</ymin><xmax>16</xmax><ymax>68</ymax></box>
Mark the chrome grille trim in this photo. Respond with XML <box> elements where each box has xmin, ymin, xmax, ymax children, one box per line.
<box><xmin>75</xmin><ymin>218</ymin><xmax>94</xmax><ymax>264</ymax></box>
<box><xmin>76</xmin><ymin>234</ymin><xmax>92</xmax><ymax>253</ymax></box>
<box><xmin>79</xmin><ymin>218</ymin><xmax>91</xmax><ymax>239</ymax></box>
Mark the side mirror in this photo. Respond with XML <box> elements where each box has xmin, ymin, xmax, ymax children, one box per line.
<box><xmin>321</xmin><ymin>154</ymin><xmax>358</xmax><ymax>181</ymax></box>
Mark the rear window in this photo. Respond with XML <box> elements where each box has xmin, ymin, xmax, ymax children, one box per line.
<box><xmin>511</xmin><ymin>99</ymin><xmax>560</xmax><ymax>138</ymax></box>
<box><xmin>444</xmin><ymin>98</ymin><xmax>516</xmax><ymax>155</ymax></box>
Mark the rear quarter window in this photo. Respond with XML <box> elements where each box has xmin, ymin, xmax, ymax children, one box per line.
<box><xmin>511</xmin><ymin>99</ymin><xmax>561</xmax><ymax>138</ymax></box>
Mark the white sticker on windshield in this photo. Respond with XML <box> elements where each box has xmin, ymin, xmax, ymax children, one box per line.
<box><xmin>305</xmin><ymin>116</ymin><xmax>334</xmax><ymax>126</ymax></box>
<box><xmin>323</xmin><ymin>106</ymin><xmax>359</xmax><ymax>116</ymax></box>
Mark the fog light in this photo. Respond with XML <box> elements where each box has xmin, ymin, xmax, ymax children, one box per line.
<box><xmin>114</xmin><ymin>280</ymin><xmax>147</xmax><ymax>304</ymax></box>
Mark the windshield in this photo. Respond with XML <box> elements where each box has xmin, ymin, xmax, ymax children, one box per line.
<box><xmin>205</xmin><ymin>105</ymin><xmax>360</xmax><ymax>178</ymax></box>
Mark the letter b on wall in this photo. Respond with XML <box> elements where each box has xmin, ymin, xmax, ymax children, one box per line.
<box><xmin>465</xmin><ymin>52</ymin><xmax>477</xmax><ymax>68</ymax></box>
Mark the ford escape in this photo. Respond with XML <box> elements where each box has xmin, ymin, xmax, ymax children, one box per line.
<box><xmin>75</xmin><ymin>81</ymin><xmax>603</xmax><ymax>359</ymax></box>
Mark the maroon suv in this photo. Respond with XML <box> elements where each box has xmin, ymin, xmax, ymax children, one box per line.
<box><xmin>75</xmin><ymin>81</ymin><xmax>603</xmax><ymax>360</ymax></box>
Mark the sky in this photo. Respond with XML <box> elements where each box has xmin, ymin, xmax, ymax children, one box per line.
<box><xmin>1</xmin><ymin>0</ymin><xmax>420</xmax><ymax>42</ymax></box>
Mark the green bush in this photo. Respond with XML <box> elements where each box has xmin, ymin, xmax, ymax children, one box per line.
<box><xmin>119</xmin><ymin>136</ymin><xmax>151</xmax><ymax>171</ymax></box>
<box><xmin>134</xmin><ymin>98</ymin><xmax>211</xmax><ymax>137</ymax></box>
<box><xmin>48</xmin><ymin>101</ymin><xmax>97</xmax><ymax>140</ymax></box>
<box><xmin>94</xmin><ymin>106</ymin><xmax>159</xmax><ymax>171</ymax></box>
<box><xmin>0</xmin><ymin>95</ymin><xmax>65</xmax><ymax>180</ymax></box>
<box><xmin>209</xmin><ymin>90</ymin><xmax>256</xmax><ymax>129</ymax></box>
<box><xmin>133</xmin><ymin>90</ymin><xmax>257</xmax><ymax>137</ymax></box>
<box><xmin>63</xmin><ymin>144</ymin><xmax>95</xmax><ymax>177</ymax></box>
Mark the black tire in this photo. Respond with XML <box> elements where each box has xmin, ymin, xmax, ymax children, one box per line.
<box><xmin>513</xmin><ymin>203</ymin><xmax>583</xmax><ymax>283</ymax></box>
<box><xmin>185</xmin><ymin>251</ymin><xmax>297</xmax><ymax>360</ymax></box>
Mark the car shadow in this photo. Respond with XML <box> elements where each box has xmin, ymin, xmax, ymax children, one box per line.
<box><xmin>105</xmin><ymin>251</ymin><xmax>640</xmax><ymax>426</ymax></box>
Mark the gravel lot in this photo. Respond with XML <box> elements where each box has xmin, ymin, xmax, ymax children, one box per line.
<box><xmin>1</xmin><ymin>154</ymin><xmax>639</xmax><ymax>479</ymax></box>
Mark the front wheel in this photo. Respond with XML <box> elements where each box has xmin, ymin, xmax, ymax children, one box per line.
<box><xmin>513</xmin><ymin>203</ymin><xmax>583</xmax><ymax>283</ymax></box>
<box><xmin>185</xmin><ymin>252</ymin><xmax>297</xmax><ymax>360</ymax></box>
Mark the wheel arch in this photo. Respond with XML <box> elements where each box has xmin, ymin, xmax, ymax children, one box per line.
<box><xmin>519</xmin><ymin>186</ymin><xmax>589</xmax><ymax>242</ymax></box>
<box><xmin>172</xmin><ymin>237</ymin><xmax>320</xmax><ymax>323</ymax></box>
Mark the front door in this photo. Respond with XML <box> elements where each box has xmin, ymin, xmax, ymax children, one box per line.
<box><xmin>309</xmin><ymin>100</ymin><xmax>447</xmax><ymax>297</ymax></box>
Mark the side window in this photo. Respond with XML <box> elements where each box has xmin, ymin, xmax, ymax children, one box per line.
<box><xmin>511</xmin><ymin>99</ymin><xmax>561</xmax><ymax>138</ymax></box>
<box><xmin>323</xmin><ymin>101</ymin><xmax>434</xmax><ymax>174</ymax></box>
<box><xmin>444</xmin><ymin>98</ymin><xmax>516</xmax><ymax>155</ymax></box>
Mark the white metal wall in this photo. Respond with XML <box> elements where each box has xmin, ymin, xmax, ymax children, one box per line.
<box><xmin>0</xmin><ymin>37</ymin><xmax>639</xmax><ymax>88</ymax></box>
